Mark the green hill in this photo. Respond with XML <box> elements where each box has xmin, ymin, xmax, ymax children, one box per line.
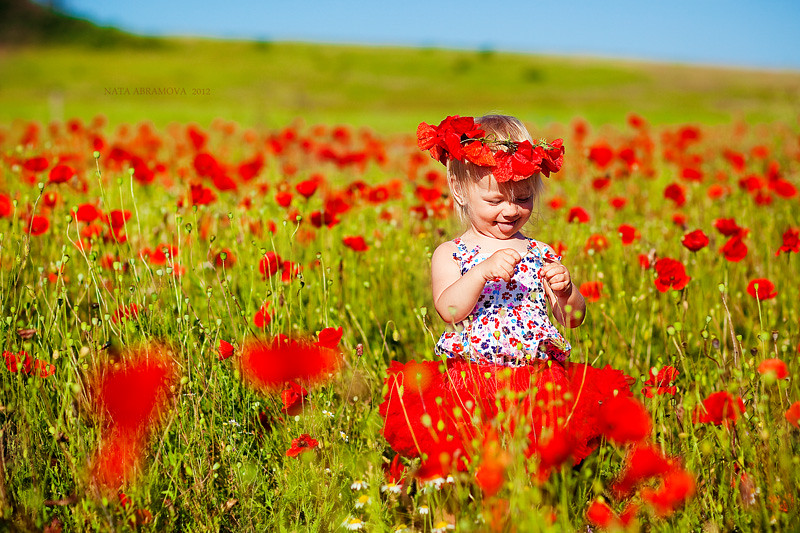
<box><xmin>1</xmin><ymin>2</ymin><xmax>798</xmax><ymax>132</ymax></box>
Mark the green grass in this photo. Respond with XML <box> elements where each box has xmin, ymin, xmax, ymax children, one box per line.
<box><xmin>2</xmin><ymin>39</ymin><xmax>799</xmax><ymax>133</ymax></box>
<box><xmin>0</xmin><ymin>111</ymin><xmax>798</xmax><ymax>531</ymax></box>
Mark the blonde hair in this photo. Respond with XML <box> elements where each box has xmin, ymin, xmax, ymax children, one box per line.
<box><xmin>446</xmin><ymin>114</ymin><xmax>544</xmax><ymax>223</ymax></box>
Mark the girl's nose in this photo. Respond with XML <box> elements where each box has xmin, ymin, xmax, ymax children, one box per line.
<box><xmin>502</xmin><ymin>201</ymin><xmax>520</xmax><ymax>216</ymax></box>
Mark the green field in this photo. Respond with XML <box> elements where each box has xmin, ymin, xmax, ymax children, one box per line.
<box><xmin>2</xmin><ymin>19</ymin><xmax>800</xmax><ymax>533</ymax></box>
<box><xmin>2</xmin><ymin>38</ymin><xmax>799</xmax><ymax>133</ymax></box>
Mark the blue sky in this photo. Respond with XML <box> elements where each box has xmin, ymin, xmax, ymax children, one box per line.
<box><xmin>57</xmin><ymin>0</ymin><xmax>800</xmax><ymax>70</ymax></box>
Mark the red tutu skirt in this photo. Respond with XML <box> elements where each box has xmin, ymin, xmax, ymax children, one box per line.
<box><xmin>379</xmin><ymin>358</ymin><xmax>635</xmax><ymax>469</ymax></box>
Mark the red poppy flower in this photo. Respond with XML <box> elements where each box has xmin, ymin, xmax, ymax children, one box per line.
<box><xmin>585</xmin><ymin>500</ymin><xmax>615</xmax><ymax>529</ymax></box>
<box><xmin>713</xmin><ymin>218</ymin><xmax>744</xmax><ymax>237</ymax></box>
<box><xmin>720</xmin><ymin>235</ymin><xmax>748</xmax><ymax>262</ymax></box>
<box><xmin>588</xmin><ymin>142</ymin><xmax>614</xmax><ymax>168</ymax></box>
<box><xmin>591</xmin><ymin>177</ymin><xmax>611</xmax><ymax>191</ymax></box>
<box><xmin>217</xmin><ymin>340</ymin><xmax>235</xmax><ymax>361</ymax></box>
<box><xmin>417</xmin><ymin>116</ymin><xmax>489</xmax><ymax>165</ymax></box>
<box><xmin>253</xmin><ymin>302</ymin><xmax>272</xmax><ymax>329</ymax></box>
<box><xmin>567</xmin><ymin>206</ymin><xmax>590</xmax><ymax>224</ymax></box>
<box><xmin>285</xmin><ymin>434</ymin><xmax>319</xmax><ymax>457</ymax></box>
<box><xmin>609</xmin><ymin>196</ymin><xmax>628</xmax><ymax>210</ymax></box>
<box><xmin>548</xmin><ymin>196</ymin><xmax>565</xmax><ymax>210</ymax></box>
<box><xmin>295</xmin><ymin>179</ymin><xmax>319</xmax><ymax>199</ymax></box>
<box><xmin>343</xmin><ymin>235</ymin><xmax>369</xmax><ymax>252</ymax></box>
<box><xmin>190</xmin><ymin>183</ymin><xmax>216</xmax><ymax>206</ymax></box>
<box><xmin>275</xmin><ymin>191</ymin><xmax>293</xmax><ymax>207</ymax></box>
<box><xmin>281</xmin><ymin>381</ymin><xmax>309</xmax><ymax>415</ymax></box>
<box><xmin>259</xmin><ymin>252</ymin><xmax>282</xmax><ymax>278</ymax></box>
<box><xmin>617</xmin><ymin>224</ymin><xmax>639</xmax><ymax>245</ymax></box>
<box><xmin>112</xmin><ymin>303</ymin><xmax>139</xmax><ymax>323</ymax></box>
<box><xmin>776</xmin><ymin>227</ymin><xmax>799</xmax><ymax>256</ymax></box>
<box><xmin>642</xmin><ymin>366</ymin><xmax>679</xmax><ymax>398</ymax></box>
<box><xmin>612</xmin><ymin>443</ymin><xmax>674</xmax><ymax>497</ymax></box>
<box><xmin>653</xmin><ymin>257</ymin><xmax>690</xmax><ymax>292</ymax></box>
<box><xmin>579</xmin><ymin>281</ymin><xmax>603</xmax><ymax>303</ymax></box>
<box><xmin>0</xmin><ymin>193</ymin><xmax>12</xmax><ymax>218</ymax></box>
<box><xmin>239</xmin><ymin>337</ymin><xmax>341</xmax><ymax>391</ymax></box>
<box><xmin>214</xmin><ymin>248</ymin><xmax>236</xmax><ymax>268</ymax></box>
<box><xmin>48</xmin><ymin>164</ymin><xmax>76</xmax><ymax>184</ymax></box>
<box><xmin>193</xmin><ymin>152</ymin><xmax>220</xmax><ymax>177</ymax></box>
<box><xmin>597</xmin><ymin>395</ymin><xmax>651</xmax><ymax>445</ymax></box>
<box><xmin>757</xmin><ymin>358</ymin><xmax>788</xmax><ymax>379</ymax></box>
<box><xmin>584</xmin><ymin>233</ymin><xmax>609</xmax><ymax>253</ymax></box>
<box><xmin>33</xmin><ymin>359</ymin><xmax>55</xmax><ymax>378</ymax></box>
<box><xmin>681</xmin><ymin>229</ymin><xmax>709</xmax><ymax>252</ymax></box>
<box><xmin>528</xmin><ymin>428</ymin><xmax>575</xmax><ymax>481</ymax></box>
<box><xmin>474</xmin><ymin>428</ymin><xmax>510</xmax><ymax>496</ymax></box>
<box><xmin>24</xmin><ymin>156</ymin><xmax>49</xmax><ymax>172</ymax></box>
<box><xmin>680</xmin><ymin>167</ymin><xmax>703</xmax><ymax>182</ymax></box>
<box><xmin>74</xmin><ymin>203</ymin><xmax>101</xmax><ymax>223</ymax></box>
<box><xmin>91</xmin><ymin>429</ymin><xmax>145</xmax><ymax>489</ymax></box>
<box><xmin>316</xmin><ymin>326</ymin><xmax>344</xmax><ymax>349</ymax></box>
<box><xmin>384</xmin><ymin>454</ymin><xmax>407</xmax><ymax>485</ymax></box>
<box><xmin>95</xmin><ymin>350</ymin><xmax>174</xmax><ymax>434</ymax></box>
<box><xmin>25</xmin><ymin>215</ymin><xmax>50</xmax><ymax>236</ymax></box>
<box><xmin>3</xmin><ymin>350</ymin><xmax>32</xmax><ymax>374</ymax></box>
<box><xmin>237</xmin><ymin>155</ymin><xmax>264</xmax><ymax>181</ymax></box>
<box><xmin>692</xmin><ymin>391</ymin><xmax>745</xmax><ymax>427</ymax></box>
<box><xmin>107</xmin><ymin>209</ymin><xmax>132</xmax><ymax>230</ymax></box>
<box><xmin>663</xmin><ymin>183</ymin><xmax>686</xmax><ymax>207</ymax></box>
<box><xmin>640</xmin><ymin>467</ymin><xmax>695</xmax><ymax>517</ymax></box>
<box><xmin>785</xmin><ymin>402</ymin><xmax>800</xmax><ymax>429</ymax></box>
<box><xmin>746</xmin><ymin>278</ymin><xmax>777</xmax><ymax>300</ymax></box>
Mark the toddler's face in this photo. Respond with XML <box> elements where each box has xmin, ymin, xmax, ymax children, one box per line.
<box><xmin>463</xmin><ymin>174</ymin><xmax>533</xmax><ymax>239</ymax></box>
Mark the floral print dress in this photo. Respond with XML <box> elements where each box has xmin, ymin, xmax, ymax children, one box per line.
<box><xmin>435</xmin><ymin>237</ymin><xmax>570</xmax><ymax>365</ymax></box>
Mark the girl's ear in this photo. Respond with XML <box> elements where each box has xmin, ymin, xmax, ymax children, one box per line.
<box><xmin>448</xmin><ymin>176</ymin><xmax>466</xmax><ymax>206</ymax></box>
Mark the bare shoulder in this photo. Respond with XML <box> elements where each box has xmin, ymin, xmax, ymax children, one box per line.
<box><xmin>431</xmin><ymin>240</ymin><xmax>458</xmax><ymax>264</ymax></box>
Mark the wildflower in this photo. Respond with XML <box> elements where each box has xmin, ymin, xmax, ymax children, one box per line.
<box><xmin>693</xmin><ymin>391</ymin><xmax>745</xmax><ymax>427</ymax></box>
<box><xmin>342</xmin><ymin>517</ymin><xmax>364</xmax><ymax>530</ymax></box>
<box><xmin>747</xmin><ymin>278</ymin><xmax>777</xmax><ymax>300</ymax></box>
<box><xmin>252</xmin><ymin>302</ymin><xmax>272</xmax><ymax>329</ymax></box>
<box><xmin>785</xmin><ymin>402</ymin><xmax>800</xmax><ymax>428</ymax></box>
<box><xmin>25</xmin><ymin>215</ymin><xmax>50</xmax><ymax>236</ymax></box>
<box><xmin>579</xmin><ymin>281</ymin><xmax>603</xmax><ymax>303</ymax></box>
<box><xmin>598</xmin><ymin>395</ymin><xmax>651</xmax><ymax>444</ymax></box>
<box><xmin>315</xmin><ymin>326</ymin><xmax>344</xmax><ymax>349</ymax></box>
<box><xmin>567</xmin><ymin>206</ymin><xmax>590</xmax><ymax>223</ymax></box>
<box><xmin>720</xmin><ymin>234</ymin><xmax>748</xmax><ymax>262</ymax></box>
<box><xmin>641</xmin><ymin>365</ymin><xmax>679</xmax><ymax>398</ymax></box>
<box><xmin>584</xmin><ymin>233</ymin><xmax>609</xmax><ymax>254</ymax></box>
<box><xmin>217</xmin><ymin>340</ymin><xmax>235</xmax><ymax>361</ymax></box>
<box><xmin>381</xmin><ymin>482</ymin><xmax>402</xmax><ymax>494</ymax></box>
<box><xmin>618</xmin><ymin>224</ymin><xmax>639</xmax><ymax>245</ymax></box>
<box><xmin>48</xmin><ymin>164</ymin><xmax>75</xmax><ymax>184</ymax></box>
<box><xmin>612</xmin><ymin>443</ymin><xmax>674</xmax><ymax>497</ymax></box>
<box><xmin>285</xmin><ymin>434</ymin><xmax>319</xmax><ymax>457</ymax></box>
<box><xmin>775</xmin><ymin>227</ymin><xmax>799</xmax><ymax>256</ymax></box>
<box><xmin>354</xmin><ymin>494</ymin><xmax>371</xmax><ymax>508</ymax></box>
<box><xmin>392</xmin><ymin>525</ymin><xmax>410</xmax><ymax>533</ymax></box>
<box><xmin>340</xmin><ymin>431</ymin><xmax>349</xmax><ymax>442</ymax></box>
<box><xmin>322</xmin><ymin>410</ymin><xmax>335</xmax><ymax>419</ymax></box>
<box><xmin>641</xmin><ymin>467</ymin><xmax>695</xmax><ymax>517</ymax></box>
<box><xmin>653</xmin><ymin>257</ymin><xmax>690</xmax><ymax>292</ymax></box>
<box><xmin>757</xmin><ymin>358</ymin><xmax>788</xmax><ymax>380</ymax></box>
<box><xmin>475</xmin><ymin>428</ymin><xmax>510</xmax><ymax>497</ymax></box>
<box><xmin>350</xmin><ymin>479</ymin><xmax>368</xmax><ymax>491</ymax></box>
<box><xmin>681</xmin><ymin>229</ymin><xmax>709</xmax><ymax>251</ymax></box>
<box><xmin>239</xmin><ymin>337</ymin><xmax>341</xmax><ymax>391</ymax></box>
<box><xmin>585</xmin><ymin>499</ymin><xmax>615</xmax><ymax>529</ymax></box>
<box><xmin>418</xmin><ymin>505</ymin><xmax>430</xmax><ymax>515</ymax></box>
<box><xmin>431</xmin><ymin>520</ymin><xmax>455</xmax><ymax>532</ymax></box>
<box><xmin>663</xmin><ymin>182</ymin><xmax>686</xmax><ymax>207</ymax></box>
<box><xmin>259</xmin><ymin>252</ymin><xmax>282</xmax><ymax>278</ymax></box>
<box><xmin>588</xmin><ymin>142</ymin><xmax>614</xmax><ymax>168</ymax></box>
<box><xmin>343</xmin><ymin>236</ymin><xmax>369</xmax><ymax>252</ymax></box>
<box><xmin>281</xmin><ymin>381</ymin><xmax>309</xmax><ymax>415</ymax></box>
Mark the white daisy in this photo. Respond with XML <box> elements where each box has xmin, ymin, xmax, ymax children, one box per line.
<box><xmin>350</xmin><ymin>479</ymin><xmax>368</xmax><ymax>491</ymax></box>
<box><xmin>354</xmin><ymin>494</ymin><xmax>371</xmax><ymax>509</ymax></box>
<box><xmin>342</xmin><ymin>517</ymin><xmax>364</xmax><ymax>530</ymax></box>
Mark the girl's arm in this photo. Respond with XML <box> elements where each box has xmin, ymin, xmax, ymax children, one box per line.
<box><xmin>540</xmin><ymin>252</ymin><xmax>586</xmax><ymax>328</ymax></box>
<box><xmin>431</xmin><ymin>242</ymin><xmax>521</xmax><ymax>324</ymax></box>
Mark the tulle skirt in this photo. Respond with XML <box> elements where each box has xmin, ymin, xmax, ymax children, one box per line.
<box><xmin>379</xmin><ymin>357</ymin><xmax>635</xmax><ymax>467</ymax></box>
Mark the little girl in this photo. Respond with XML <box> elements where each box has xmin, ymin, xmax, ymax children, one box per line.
<box><xmin>380</xmin><ymin>114</ymin><xmax>634</xmax><ymax>472</ymax></box>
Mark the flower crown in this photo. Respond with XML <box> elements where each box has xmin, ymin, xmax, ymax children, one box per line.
<box><xmin>416</xmin><ymin>115</ymin><xmax>565</xmax><ymax>182</ymax></box>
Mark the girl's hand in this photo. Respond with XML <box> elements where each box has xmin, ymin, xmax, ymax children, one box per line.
<box><xmin>541</xmin><ymin>255</ymin><xmax>573</xmax><ymax>297</ymax></box>
<box><xmin>478</xmin><ymin>248</ymin><xmax>522</xmax><ymax>282</ymax></box>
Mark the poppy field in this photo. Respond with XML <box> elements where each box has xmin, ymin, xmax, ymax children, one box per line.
<box><xmin>0</xmin><ymin>109</ymin><xmax>799</xmax><ymax>532</ymax></box>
